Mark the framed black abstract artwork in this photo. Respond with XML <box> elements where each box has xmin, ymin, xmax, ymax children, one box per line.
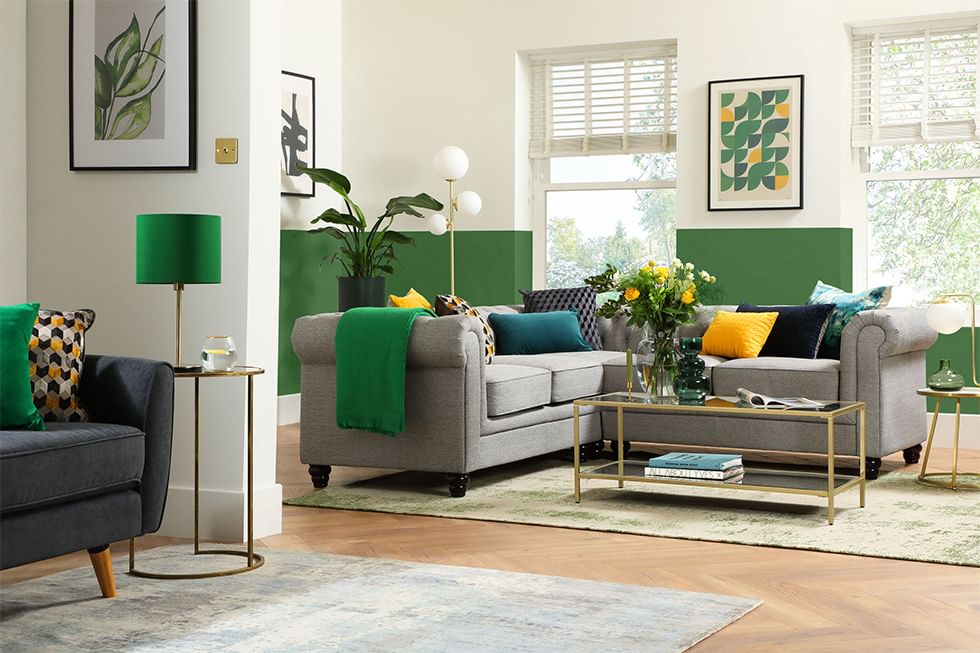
<box><xmin>281</xmin><ymin>70</ymin><xmax>315</xmax><ymax>197</ymax></box>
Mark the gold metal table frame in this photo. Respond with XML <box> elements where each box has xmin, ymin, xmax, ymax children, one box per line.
<box><xmin>129</xmin><ymin>366</ymin><xmax>266</xmax><ymax>579</ymax></box>
<box><xmin>916</xmin><ymin>387</ymin><xmax>980</xmax><ymax>491</ymax></box>
<box><xmin>572</xmin><ymin>394</ymin><xmax>867</xmax><ymax>525</ymax></box>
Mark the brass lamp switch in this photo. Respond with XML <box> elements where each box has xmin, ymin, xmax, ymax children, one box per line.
<box><xmin>215</xmin><ymin>138</ymin><xmax>238</xmax><ymax>164</ymax></box>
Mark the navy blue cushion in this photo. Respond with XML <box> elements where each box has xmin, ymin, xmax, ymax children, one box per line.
<box><xmin>488</xmin><ymin>311</ymin><xmax>592</xmax><ymax>355</ymax></box>
<box><xmin>736</xmin><ymin>303</ymin><xmax>835</xmax><ymax>359</ymax></box>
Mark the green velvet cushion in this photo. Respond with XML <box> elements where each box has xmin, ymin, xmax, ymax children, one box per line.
<box><xmin>488</xmin><ymin>310</ymin><xmax>592</xmax><ymax>356</ymax></box>
<box><xmin>1</xmin><ymin>303</ymin><xmax>45</xmax><ymax>430</ymax></box>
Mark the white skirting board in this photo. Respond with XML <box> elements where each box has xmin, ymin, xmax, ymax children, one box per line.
<box><xmin>926</xmin><ymin>412</ymin><xmax>979</xmax><ymax>449</ymax></box>
<box><xmin>278</xmin><ymin>393</ymin><xmax>300</xmax><ymax>425</ymax></box>
<box><xmin>156</xmin><ymin>483</ymin><xmax>283</xmax><ymax>541</ymax></box>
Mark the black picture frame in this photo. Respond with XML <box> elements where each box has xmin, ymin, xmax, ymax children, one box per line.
<box><xmin>280</xmin><ymin>70</ymin><xmax>316</xmax><ymax>197</ymax></box>
<box><xmin>707</xmin><ymin>74</ymin><xmax>804</xmax><ymax>211</ymax></box>
<box><xmin>69</xmin><ymin>0</ymin><xmax>197</xmax><ymax>171</ymax></box>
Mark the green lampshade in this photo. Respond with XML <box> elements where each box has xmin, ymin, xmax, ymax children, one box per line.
<box><xmin>136</xmin><ymin>213</ymin><xmax>221</xmax><ymax>284</ymax></box>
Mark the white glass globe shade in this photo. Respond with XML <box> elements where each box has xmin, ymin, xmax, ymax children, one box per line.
<box><xmin>426</xmin><ymin>213</ymin><xmax>447</xmax><ymax>236</ymax></box>
<box><xmin>433</xmin><ymin>146</ymin><xmax>469</xmax><ymax>180</ymax></box>
<box><xmin>456</xmin><ymin>190</ymin><xmax>482</xmax><ymax>216</ymax></box>
<box><xmin>926</xmin><ymin>301</ymin><xmax>967</xmax><ymax>334</ymax></box>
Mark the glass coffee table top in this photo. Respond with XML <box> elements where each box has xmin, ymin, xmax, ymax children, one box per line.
<box><xmin>576</xmin><ymin>392</ymin><xmax>862</xmax><ymax>417</ymax></box>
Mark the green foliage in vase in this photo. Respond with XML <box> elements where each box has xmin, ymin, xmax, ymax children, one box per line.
<box><xmin>302</xmin><ymin>167</ymin><xmax>444</xmax><ymax>278</ymax></box>
<box><xmin>95</xmin><ymin>5</ymin><xmax>166</xmax><ymax>140</ymax></box>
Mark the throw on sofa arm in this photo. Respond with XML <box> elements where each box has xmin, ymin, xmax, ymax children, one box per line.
<box><xmin>838</xmin><ymin>308</ymin><xmax>938</xmax><ymax>462</ymax></box>
<box><xmin>80</xmin><ymin>356</ymin><xmax>175</xmax><ymax>533</ymax></box>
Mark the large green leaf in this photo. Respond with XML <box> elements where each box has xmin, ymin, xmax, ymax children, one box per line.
<box><xmin>106</xmin><ymin>15</ymin><xmax>141</xmax><ymax>81</ymax></box>
<box><xmin>95</xmin><ymin>106</ymin><xmax>104</xmax><ymax>139</ymax></box>
<box><xmin>310</xmin><ymin>208</ymin><xmax>361</xmax><ymax>228</ymax></box>
<box><xmin>94</xmin><ymin>56</ymin><xmax>112</xmax><ymax>109</ymax></box>
<box><xmin>299</xmin><ymin>167</ymin><xmax>366</xmax><ymax>227</ymax></box>
<box><xmin>117</xmin><ymin>35</ymin><xmax>163</xmax><ymax>97</ymax></box>
<box><xmin>381</xmin><ymin>230</ymin><xmax>415</xmax><ymax>245</ymax></box>
<box><xmin>309</xmin><ymin>226</ymin><xmax>349</xmax><ymax>241</ymax></box>
<box><xmin>108</xmin><ymin>94</ymin><xmax>151</xmax><ymax>139</ymax></box>
<box><xmin>382</xmin><ymin>193</ymin><xmax>444</xmax><ymax>218</ymax></box>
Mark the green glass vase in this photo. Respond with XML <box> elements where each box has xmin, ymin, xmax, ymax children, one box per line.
<box><xmin>927</xmin><ymin>359</ymin><xmax>965</xmax><ymax>391</ymax></box>
<box><xmin>673</xmin><ymin>337</ymin><xmax>710</xmax><ymax>405</ymax></box>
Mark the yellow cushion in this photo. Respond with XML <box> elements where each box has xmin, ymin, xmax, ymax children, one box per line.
<box><xmin>701</xmin><ymin>310</ymin><xmax>778</xmax><ymax>359</ymax></box>
<box><xmin>389</xmin><ymin>288</ymin><xmax>432</xmax><ymax>309</ymax></box>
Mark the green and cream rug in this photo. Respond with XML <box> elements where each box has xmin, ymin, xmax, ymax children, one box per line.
<box><xmin>287</xmin><ymin>458</ymin><xmax>980</xmax><ymax>567</ymax></box>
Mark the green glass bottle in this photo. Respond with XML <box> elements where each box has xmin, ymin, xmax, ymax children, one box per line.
<box><xmin>927</xmin><ymin>359</ymin><xmax>965</xmax><ymax>391</ymax></box>
<box><xmin>673</xmin><ymin>337</ymin><xmax>711</xmax><ymax>405</ymax></box>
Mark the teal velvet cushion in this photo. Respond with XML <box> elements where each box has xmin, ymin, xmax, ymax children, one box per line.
<box><xmin>1</xmin><ymin>303</ymin><xmax>45</xmax><ymax>430</ymax></box>
<box><xmin>807</xmin><ymin>281</ymin><xmax>891</xmax><ymax>358</ymax></box>
<box><xmin>488</xmin><ymin>310</ymin><xmax>592</xmax><ymax>356</ymax></box>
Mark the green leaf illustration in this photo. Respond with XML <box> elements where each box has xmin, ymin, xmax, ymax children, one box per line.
<box><xmin>106</xmin><ymin>15</ymin><xmax>142</xmax><ymax>81</ymax></box>
<box><xmin>108</xmin><ymin>94</ymin><xmax>152</xmax><ymax>139</ymax></box>
<box><xmin>94</xmin><ymin>56</ymin><xmax>112</xmax><ymax>109</ymax></box>
<box><xmin>117</xmin><ymin>35</ymin><xmax>163</xmax><ymax>97</ymax></box>
<box><xmin>95</xmin><ymin>107</ymin><xmax>104</xmax><ymax>140</ymax></box>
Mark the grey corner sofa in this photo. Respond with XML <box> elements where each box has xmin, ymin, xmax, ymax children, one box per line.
<box><xmin>292</xmin><ymin>304</ymin><xmax>936</xmax><ymax>496</ymax></box>
<box><xmin>0</xmin><ymin>356</ymin><xmax>174</xmax><ymax>597</ymax></box>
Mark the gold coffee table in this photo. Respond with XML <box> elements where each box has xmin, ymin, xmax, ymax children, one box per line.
<box><xmin>572</xmin><ymin>393</ymin><xmax>866</xmax><ymax>525</ymax></box>
<box><xmin>129</xmin><ymin>366</ymin><xmax>266</xmax><ymax>579</ymax></box>
<box><xmin>916</xmin><ymin>387</ymin><xmax>980</xmax><ymax>490</ymax></box>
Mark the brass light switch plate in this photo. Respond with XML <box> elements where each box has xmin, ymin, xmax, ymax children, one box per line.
<box><xmin>215</xmin><ymin>138</ymin><xmax>238</xmax><ymax>164</ymax></box>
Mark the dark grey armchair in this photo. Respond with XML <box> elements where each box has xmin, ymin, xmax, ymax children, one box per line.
<box><xmin>0</xmin><ymin>356</ymin><xmax>174</xmax><ymax>597</ymax></box>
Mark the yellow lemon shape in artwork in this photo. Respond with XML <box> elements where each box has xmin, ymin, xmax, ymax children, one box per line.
<box><xmin>774</xmin><ymin>175</ymin><xmax>789</xmax><ymax>189</ymax></box>
<box><xmin>748</xmin><ymin>148</ymin><xmax>762</xmax><ymax>163</ymax></box>
<box><xmin>720</xmin><ymin>107</ymin><xmax>735</xmax><ymax>122</ymax></box>
<box><xmin>776</xmin><ymin>103</ymin><xmax>789</xmax><ymax>118</ymax></box>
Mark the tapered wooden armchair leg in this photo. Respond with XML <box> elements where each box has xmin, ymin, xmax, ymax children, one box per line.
<box><xmin>88</xmin><ymin>545</ymin><xmax>116</xmax><ymax>598</ymax></box>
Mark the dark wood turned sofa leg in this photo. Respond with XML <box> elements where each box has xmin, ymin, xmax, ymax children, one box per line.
<box><xmin>587</xmin><ymin>440</ymin><xmax>604</xmax><ymax>459</ymax></box>
<box><xmin>903</xmin><ymin>444</ymin><xmax>923</xmax><ymax>465</ymax></box>
<box><xmin>309</xmin><ymin>464</ymin><xmax>332</xmax><ymax>488</ymax></box>
<box><xmin>446</xmin><ymin>473</ymin><xmax>470</xmax><ymax>498</ymax></box>
<box><xmin>87</xmin><ymin>545</ymin><xmax>116</xmax><ymax>598</ymax></box>
<box><xmin>865</xmin><ymin>457</ymin><xmax>882</xmax><ymax>480</ymax></box>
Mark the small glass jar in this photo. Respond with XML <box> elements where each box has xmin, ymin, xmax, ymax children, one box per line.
<box><xmin>927</xmin><ymin>358</ymin><xmax>965</xmax><ymax>391</ymax></box>
<box><xmin>201</xmin><ymin>335</ymin><xmax>237</xmax><ymax>372</ymax></box>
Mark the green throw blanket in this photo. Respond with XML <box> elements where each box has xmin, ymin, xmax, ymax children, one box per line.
<box><xmin>335</xmin><ymin>306</ymin><xmax>434</xmax><ymax>436</ymax></box>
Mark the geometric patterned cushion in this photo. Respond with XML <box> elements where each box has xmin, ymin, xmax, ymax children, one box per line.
<box><xmin>434</xmin><ymin>294</ymin><xmax>494</xmax><ymax>365</ymax></box>
<box><xmin>29</xmin><ymin>308</ymin><xmax>96</xmax><ymax>422</ymax></box>
<box><xmin>521</xmin><ymin>286</ymin><xmax>602</xmax><ymax>350</ymax></box>
<box><xmin>806</xmin><ymin>281</ymin><xmax>891</xmax><ymax>359</ymax></box>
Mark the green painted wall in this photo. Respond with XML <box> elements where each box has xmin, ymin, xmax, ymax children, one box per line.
<box><xmin>926</xmin><ymin>330</ymin><xmax>978</xmax><ymax>415</ymax></box>
<box><xmin>278</xmin><ymin>229</ymin><xmax>532</xmax><ymax>395</ymax></box>
<box><xmin>676</xmin><ymin>228</ymin><xmax>853</xmax><ymax>304</ymax></box>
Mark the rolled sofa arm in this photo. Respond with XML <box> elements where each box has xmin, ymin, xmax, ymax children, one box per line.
<box><xmin>292</xmin><ymin>312</ymin><xmax>485</xmax><ymax>368</ymax></box>
<box><xmin>839</xmin><ymin>308</ymin><xmax>938</xmax><ymax>360</ymax></box>
<box><xmin>80</xmin><ymin>355</ymin><xmax>174</xmax><ymax>534</ymax></box>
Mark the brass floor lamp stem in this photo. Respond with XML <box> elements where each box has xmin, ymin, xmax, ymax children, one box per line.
<box><xmin>174</xmin><ymin>282</ymin><xmax>184</xmax><ymax>368</ymax></box>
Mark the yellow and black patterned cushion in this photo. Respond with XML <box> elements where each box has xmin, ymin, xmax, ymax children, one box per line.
<box><xmin>434</xmin><ymin>294</ymin><xmax>495</xmax><ymax>364</ymax></box>
<box><xmin>29</xmin><ymin>308</ymin><xmax>96</xmax><ymax>422</ymax></box>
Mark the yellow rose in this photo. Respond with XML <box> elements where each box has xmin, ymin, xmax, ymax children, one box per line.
<box><xmin>640</xmin><ymin>264</ymin><xmax>652</xmax><ymax>274</ymax></box>
<box><xmin>681</xmin><ymin>290</ymin><xmax>695</xmax><ymax>305</ymax></box>
<box><xmin>655</xmin><ymin>266</ymin><xmax>670</xmax><ymax>278</ymax></box>
<box><xmin>624</xmin><ymin>287</ymin><xmax>640</xmax><ymax>301</ymax></box>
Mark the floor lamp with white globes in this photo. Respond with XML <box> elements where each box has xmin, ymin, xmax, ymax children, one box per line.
<box><xmin>427</xmin><ymin>146</ymin><xmax>482</xmax><ymax>296</ymax></box>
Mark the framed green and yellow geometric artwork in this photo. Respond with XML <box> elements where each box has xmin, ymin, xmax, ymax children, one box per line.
<box><xmin>708</xmin><ymin>75</ymin><xmax>803</xmax><ymax>211</ymax></box>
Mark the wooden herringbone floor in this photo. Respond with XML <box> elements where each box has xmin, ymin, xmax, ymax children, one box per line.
<box><xmin>4</xmin><ymin>424</ymin><xmax>979</xmax><ymax>652</ymax></box>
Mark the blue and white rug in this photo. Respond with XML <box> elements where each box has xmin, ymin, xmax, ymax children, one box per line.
<box><xmin>1</xmin><ymin>546</ymin><xmax>759</xmax><ymax>652</ymax></box>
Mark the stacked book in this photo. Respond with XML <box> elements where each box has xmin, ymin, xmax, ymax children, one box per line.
<box><xmin>644</xmin><ymin>452</ymin><xmax>744</xmax><ymax>483</ymax></box>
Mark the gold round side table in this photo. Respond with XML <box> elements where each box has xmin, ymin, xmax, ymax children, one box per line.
<box><xmin>916</xmin><ymin>387</ymin><xmax>980</xmax><ymax>490</ymax></box>
<box><xmin>129</xmin><ymin>366</ymin><xmax>266</xmax><ymax>579</ymax></box>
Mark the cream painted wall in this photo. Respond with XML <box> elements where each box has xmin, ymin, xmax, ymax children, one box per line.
<box><xmin>341</xmin><ymin>0</ymin><xmax>980</xmax><ymax>241</ymax></box>
<box><xmin>280</xmin><ymin>0</ymin><xmax>343</xmax><ymax>230</ymax></box>
<box><xmin>0</xmin><ymin>0</ymin><xmax>27</xmax><ymax>304</ymax></box>
<box><xmin>25</xmin><ymin>0</ymin><xmax>282</xmax><ymax>540</ymax></box>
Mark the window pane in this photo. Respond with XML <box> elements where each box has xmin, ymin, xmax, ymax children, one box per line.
<box><xmin>869</xmin><ymin>142</ymin><xmax>980</xmax><ymax>173</ymax></box>
<box><xmin>550</xmin><ymin>153</ymin><xmax>677</xmax><ymax>183</ymax></box>
<box><xmin>867</xmin><ymin>178</ymin><xmax>980</xmax><ymax>305</ymax></box>
<box><xmin>546</xmin><ymin>188</ymin><xmax>676</xmax><ymax>288</ymax></box>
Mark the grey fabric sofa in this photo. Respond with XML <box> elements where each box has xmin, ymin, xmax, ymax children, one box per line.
<box><xmin>292</xmin><ymin>304</ymin><xmax>936</xmax><ymax>496</ymax></box>
<box><xmin>0</xmin><ymin>356</ymin><xmax>174</xmax><ymax>597</ymax></box>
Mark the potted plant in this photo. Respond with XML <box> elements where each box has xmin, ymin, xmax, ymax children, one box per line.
<box><xmin>301</xmin><ymin>168</ymin><xmax>443</xmax><ymax>311</ymax></box>
<box><xmin>586</xmin><ymin>260</ymin><xmax>716</xmax><ymax>402</ymax></box>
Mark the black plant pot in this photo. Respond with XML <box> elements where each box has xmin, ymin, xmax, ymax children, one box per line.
<box><xmin>338</xmin><ymin>276</ymin><xmax>386</xmax><ymax>311</ymax></box>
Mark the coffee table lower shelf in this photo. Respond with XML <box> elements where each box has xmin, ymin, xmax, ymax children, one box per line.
<box><xmin>577</xmin><ymin>461</ymin><xmax>865</xmax><ymax>525</ymax></box>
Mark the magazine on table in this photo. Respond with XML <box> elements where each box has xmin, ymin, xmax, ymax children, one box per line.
<box><xmin>735</xmin><ymin>387</ymin><xmax>827</xmax><ymax>410</ymax></box>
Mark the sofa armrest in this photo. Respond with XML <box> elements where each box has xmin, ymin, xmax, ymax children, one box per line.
<box><xmin>80</xmin><ymin>355</ymin><xmax>174</xmax><ymax>533</ymax></box>
<box><xmin>839</xmin><ymin>308</ymin><xmax>938</xmax><ymax>359</ymax></box>
<box><xmin>292</xmin><ymin>312</ymin><xmax>484</xmax><ymax>368</ymax></box>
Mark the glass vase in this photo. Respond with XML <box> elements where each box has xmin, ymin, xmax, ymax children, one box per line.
<box><xmin>201</xmin><ymin>335</ymin><xmax>238</xmax><ymax>372</ymax></box>
<box><xmin>635</xmin><ymin>327</ymin><xmax>679</xmax><ymax>404</ymax></box>
<box><xmin>673</xmin><ymin>336</ymin><xmax>711</xmax><ymax>405</ymax></box>
<box><xmin>927</xmin><ymin>358</ymin><xmax>965</xmax><ymax>391</ymax></box>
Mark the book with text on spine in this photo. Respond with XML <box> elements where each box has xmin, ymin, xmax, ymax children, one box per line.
<box><xmin>647</xmin><ymin>452</ymin><xmax>742</xmax><ymax>471</ymax></box>
<box><xmin>644</xmin><ymin>466</ymin><xmax>745</xmax><ymax>481</ymax></box>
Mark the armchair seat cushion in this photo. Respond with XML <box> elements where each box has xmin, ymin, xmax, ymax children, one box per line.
<box><xmin>0</xmin><ymin>422</ymin><xmax>144</xmax><ymax>514</ymax></box>
<box><xmin>710</xmin><ymin>357</ymin><xmax>840</xmax><ymax>399</ymax></box>
<box><xmin>485</xmin><ymin>365</ymin><xmax>551</xmax><ymax>416</ymax></box>
<box><xmin>496</xmin><ymin>351</ymin><xmax>621</xmax><ymax>402</ymax></box>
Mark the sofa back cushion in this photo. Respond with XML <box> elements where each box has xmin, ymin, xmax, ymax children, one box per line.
<box><xmin>521</xmin><ymin>287</ymin><xmax>602</xmax><ymax>350</ymax></box>
<box><xmin>736</xmin><ymin>303</ymin><xmax>834</xmax><ymax>359</ymax></box>
<box><xmin>488</xmin><ymin>311</ymin><xmax>592</xmax><ymax>356</ymax></box>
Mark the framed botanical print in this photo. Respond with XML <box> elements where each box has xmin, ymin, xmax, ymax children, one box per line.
<box><xmin>69</xmin><ymin>0</ymin><xmax>197</xmax><ymax>170</ymax></box>
<box><xmin>708</xmin><ymin>74</ymin><xmax>803</xmax><ymax>211</ymax></box>
<box><xmin>280</xmin><ymin>71</ymin><xmax>315</xmax><ymax>197</ymax></box>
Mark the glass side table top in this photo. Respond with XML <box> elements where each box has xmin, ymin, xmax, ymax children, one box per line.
<box><xmin>575</xmin><ymin>392</ymin><xmax>863</xmax><ymax>417</ymax></box>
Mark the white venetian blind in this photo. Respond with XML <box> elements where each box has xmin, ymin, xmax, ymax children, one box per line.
<box><xmin>851</xmin><ymin>17</ymin><xmax>980</xmax><ymax>147</ymax></box>
<box><xmin>529</xmin><ymin>43</ymin><xmax>678</xmax><ymax>158</ymax></box>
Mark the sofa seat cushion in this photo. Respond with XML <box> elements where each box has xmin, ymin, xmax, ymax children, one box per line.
<box><xmin>485</xmin><ymin>365</ymin><xmax>551</xmax><ymax>417</ymax></box>
<box><xmin>601</xmin><ymin>352</ymin><xmax>727</xmax><ymax>393</ymax></box>
<box><xmin>710</xmin><ymin>357</ymin><xmax>840</xmax><ymax>400</ymax></box>
<box><xmin>495</xmin><ymin>351</ymin><xmax>621</xmax><ymax>402</ymax></box>
<box><xmin>0</xmin><ymin>422</ymin><xmax>144</xmax><ymax>513</ymax></box>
